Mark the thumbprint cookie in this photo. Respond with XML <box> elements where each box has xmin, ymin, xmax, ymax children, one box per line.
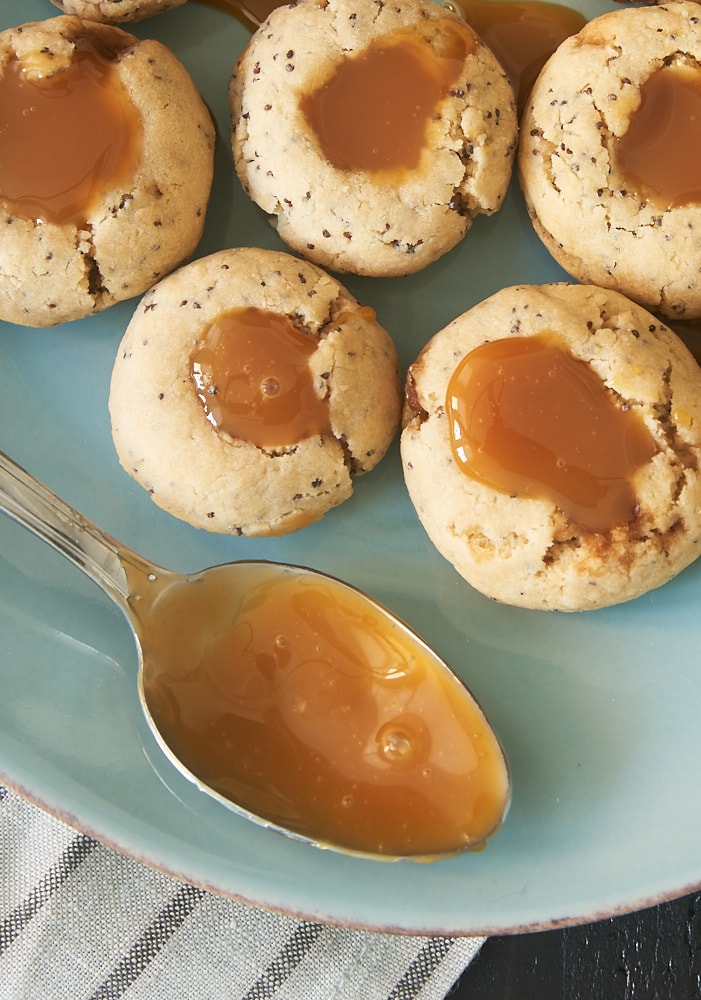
<box><xmin>230</xmin><ymin>0</ymin><xmax>517</xmax><ymax>277</ymax></box>
<box><xmin>0</xmin><ymin>16</ymin><xmax>214</xmax><ymax>326</ymax></box>
<box><xmin>401</xmin><ymin>282</ymin><xmax>701</xmax><ymax>611</ymax></box>
<box><xmin>519</xmin><ymin>1</ymin><xmax>701</xmax><ymax>321</ymax></box>
<box><xmin>109</xmin><ymin>247</ymin><xmax>402</xmax><ymax>536</ymax></box>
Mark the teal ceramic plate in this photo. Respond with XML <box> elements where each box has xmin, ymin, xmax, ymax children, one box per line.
<box><xmin>2</xmin><ymin>0</ymin><xmax>700</xmax><ymax>936</ymax></box>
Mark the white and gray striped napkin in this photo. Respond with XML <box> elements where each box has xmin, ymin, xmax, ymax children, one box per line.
<box><xmin>0</xmin><ymin>785</ymin><xmax>483</xmax><ymax>1000</ymax></box>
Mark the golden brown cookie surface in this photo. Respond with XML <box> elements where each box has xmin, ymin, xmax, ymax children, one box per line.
<box><xmin>401</xmin><ymin>283</ymin><xmax>701</xmax><ymax>611</ymax></box>
<box><xmin>109</xmin><ymin>247</ymin><xmax>402</xmax><ymax>537</ymax></box>
<box><xmin>519</xmin><ymin>1</ymin><xmax>701</xmax><ymax>321</ymax></box>
<box><xmin>0</xmin><ymin>16</ymin><xmax>214</xmax><ymax>327</ymax></box>
<box><xmin>48</xmin><ymin>0</ymin><xmax>188</xmax><ymax>23</ymax></box>
<box><xmin>230</xmin><ymin>0</ymin><xmax>517</xmax><ymax>277</ymax></box>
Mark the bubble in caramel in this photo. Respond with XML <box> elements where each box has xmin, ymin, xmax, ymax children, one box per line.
<box><xmin>446</xmin><ymin>333</ymin><xmax>658</xmax><ymax>532</ymax></box>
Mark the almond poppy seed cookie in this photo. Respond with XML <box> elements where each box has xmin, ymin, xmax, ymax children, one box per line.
<box><xmin>48</xmin><ymin>0</ymin><xmax>188</xmax><ymax>22</ymax></box>
<box><xmin>401</xmin><ymin>283</ymin><xmax>701</xmax><ymax>611</ymax></box>
<box><xmin>519</xmin><ymin>1</ymin><xmax>701</xmax><ymax>321</ymax></box>
<box><xmin>109</xmin><ymin>247</ymin><xmax>402</xmax><ymax>537</ymax></box>
<box><xmin>230</xmin><ymin>0</ymin><xmax>517</xmax><ymax>277</ymax></box>
<box><xmin>0</xmin><ymin>16</ymin><xmax>214</xmax><ymax>327</ymax></box>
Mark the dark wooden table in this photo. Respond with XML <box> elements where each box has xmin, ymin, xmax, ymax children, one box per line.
<box><xmin>452</xmin><ymin>891</ymin><xmax>701</xmax><ymax>998</ymax></box>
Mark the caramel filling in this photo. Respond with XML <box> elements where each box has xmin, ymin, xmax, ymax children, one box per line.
<box><xmin>451</xmin><ymin>0</ymin><xmax>584</xmax><ymax>106</ymax></box>
<box><xmin>0</xmin><ymin>34</ymin><xmax>142</xmax><ymax>227</ymax></box>
<box><xmin>200</xmin><ymin>0</ymin><xmax>579</xmax><ymax>110</ymax></box>
<box><xmin>301</xmin><ymin>22</ymin><xmax>476</xmax><ymax>172</ymax></box>
<box><xmin>672</xmin><ymin>319</ymin><xmax>701</xmax><ymax>366</ymax></box>
<box><xmin>196</xmin><ymin>0</ymin><xmax>276</xmax><ymax>32</ymax></box>
<box><xmin>191</xmin><ymin>306</ymin><xmax>331</xmax><ymax>448</ymax></box>
<box><xmin>446</xmin><ymin>334</ymin><xmax>657</xmax><ymax>532</ymax></box>
<box><xmin>140</xmin><ymin>567</ymin><xmax>510</xmax><ymax>857</ymax></box>
<box><xmin>616</xmin><ymin>65</ymin><xmax>701</xmax><ymax>209</ymax></box>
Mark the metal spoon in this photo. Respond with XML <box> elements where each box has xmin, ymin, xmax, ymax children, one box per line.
<box><xmin>0</xmin><ymin>450</ymin><xmax>510</xmax><ymax>861</ymax></box>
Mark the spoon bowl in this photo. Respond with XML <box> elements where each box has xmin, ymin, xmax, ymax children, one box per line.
<box><xmin>0</xmin><ymin>450</ymin><xmax>510</xmax><ymax>861</ymax></box>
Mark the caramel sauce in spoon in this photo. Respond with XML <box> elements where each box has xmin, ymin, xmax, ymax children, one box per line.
<box><xmin>140</xmin><ymin>564</ymin><xmax>510</xmax><ymax>858</ymax></box>
<box><xmin>0</xmin><ymin>451</ymin><xmax>510</xmax><ymax>861</ymax></box>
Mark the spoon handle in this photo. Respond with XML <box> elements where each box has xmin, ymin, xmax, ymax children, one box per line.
<box><xmin>0</xmin><ymin>450</ymin><xmax>154</xmax><ymax>614</ymax></box>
